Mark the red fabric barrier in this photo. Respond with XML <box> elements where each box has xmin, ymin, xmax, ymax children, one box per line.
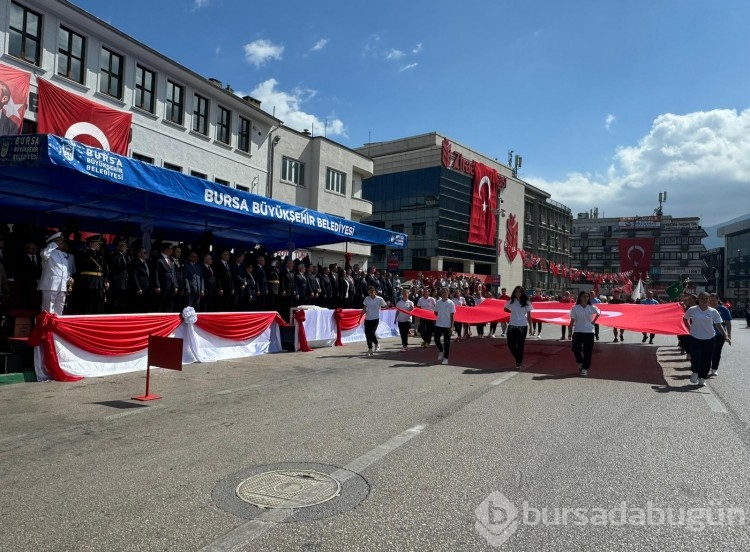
<box><xmin>398</xmin><ymin>300</ymin><xmax>687</xmax><ymax>335</ymax></box>
<box><xmin>27</xmin><ymin>313</ymin><xmax>82</xmax><ymax>382</ymax></box>
<box><xmin>293</xmin><ymin>309</ymin><xmax>312</xmax><ymax>352</ymax></box>
<box><xmin>28</xmin><ymin>311</ymin><xmax>182</xmax><ymax>356</ymax></box>
<box><xmin>335</xmin><ymin>308</ymin><xmax>365</xmax><ymax>346</ymax></box>
<box><xmin>195</xmin><ymin>312</ymin><xmax>286</xmax><ymax>341</ymax></box>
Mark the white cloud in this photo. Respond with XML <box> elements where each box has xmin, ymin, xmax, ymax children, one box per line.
<box><xmin>192</xmin><ymin>0</ymin><xmax>209</xmax><ymax>9</ymax></box>
<box><xmin>311</xmin><ymin>39</ymin><xmax>328</xmax><ymax>52</ymax></box>
<box><xmin>412</xmin><ymin>43</ymin><xmax>423</xmax><ymax>54</ymax></box>
<box><xmin>399</xmin><ymin>63</ymin><xmax>418</xmax><ymax>72</ymax></box>
<box><xmin>526</xmin><ymin>109</ymin><xmax>750</xmax><ymax>226</ymax></box>
<box><xmin>605</xmin><ymin>114</ymin><xmax>616</xmax><ymax>130</ymax></box>
<box><xmin>250</xmin><ymin>78</ymin><xmax>346</xmax><ymax>137</ymax></box>
<box><xmin>386</xmin><ymin>48</ymin><xmax>405</xmax><ymax>60</ymax></box>
<box><xmin>243</xmin><ymin>39</ymin><xmax>284</xmax><ymax>68</ymax></box>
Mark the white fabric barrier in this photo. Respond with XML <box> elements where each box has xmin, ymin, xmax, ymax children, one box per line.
<box><xmin>296</xmin><ymin>308</ymin><xmax>400</xmax><ymax>350</ymax></box>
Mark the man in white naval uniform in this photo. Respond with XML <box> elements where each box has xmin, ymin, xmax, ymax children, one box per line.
<box><xmin>38</xmin><ymin>232</ymin><xmax>76</xmax><ymax>315</ymax></box>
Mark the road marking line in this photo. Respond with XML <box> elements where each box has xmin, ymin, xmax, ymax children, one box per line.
<box><xmin>702</xmin><ymin>390</ymin><xmax>728</xmax><ymax>413</ymax></box>
<box><xmin>200</xmin><ymin>424</ymin><xmax>427</xmax><ymax>552</ymax></box>
<box><xmin>490</xmin><ymin>371</ymin><xmax>520</xmax><ymax>386</ymax></box>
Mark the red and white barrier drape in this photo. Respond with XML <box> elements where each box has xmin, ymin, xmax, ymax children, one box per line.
<box><xmin>28</xmin><ymin>310</ymin><xmax>285</xmax><ymax>381</ymax></box>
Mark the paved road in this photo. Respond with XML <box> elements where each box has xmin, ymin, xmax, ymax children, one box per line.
<box><xmin>1</xmin><ymin>324</ymin><xmax>749</xmax><ymax>551</ymax></box>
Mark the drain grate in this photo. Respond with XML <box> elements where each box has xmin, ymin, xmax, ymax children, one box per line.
<box><xmin>236</xmin><ymin>470</ymin><xmax>341</xmax><ymax>509</ymax></box>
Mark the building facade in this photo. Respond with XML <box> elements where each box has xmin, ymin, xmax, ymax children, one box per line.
<box><xmin>717</xmin><ymin>216</ymin><xmax>750</xmax><ymax>313</ymax></box>
<box><xmin>1</xmin><ymin>0</ymin><xmax>373</xmax><ymax>263</ymax></box>
<box><xmin>357</xmin><ymin>133</ymin><xmax>572</xmax><ymax>292</ymax></box>
<box><xmin>572</xmin><ymin>212</ymin><xmax>708</xmax><ymax>297</ymax></box>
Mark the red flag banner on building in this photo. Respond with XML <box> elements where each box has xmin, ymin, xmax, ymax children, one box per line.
<box><xmin>0</xmin><ymin>62</ymin><xmax>31</xmax><ymax>136</ymax></box>
<box><xmin>617</xmin><ymin>238</ymin><xmax>655</xmax><ymax>276</ymax></box>
<box><xmin>468</xmin><ymin>162</ymin><xmax>499</xmax><ymax>246</ymax></box>
<box><xmin>37</xmin><ymin>79</ymin><xmax>132</xmax><ymax>154</ymax></box>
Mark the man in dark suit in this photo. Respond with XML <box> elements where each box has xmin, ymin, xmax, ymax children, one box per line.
<box><xmin>214</xmin><ymin>249</ymin><xmax>235</xmax><ymax>311</ymax></box>
<box><xmin>327</xmin><ymin>263</ymin><xmax>339</xmax><ymax>309</ymax></box>
<box><xmin>151</xmin><ymin>242</ymin><xmax>177</xmax><ymax>312</ymax></box>
<box><xmin>107</xmin><ymin>239</ymin><xmax>130</xmax><ymax>313</ymax></box>
<box><xmin>280</xmin><ymin>259</ymin><xmax>296</xmax><ymax>321</ymax></box>
<box><xmin>182</xmin><ymin>250</ymin><xmax>204</xmax><ymax>310</ymax></box>
<box><xmin>230</xmin><ymin>252</ymin><xmax>247</xmax><ymax>311</ymax></box>
<box><xmin>293</xmin><ymin>263</ymin><xmax>309</xmax><ymax>307</ymax></box>
<box><xmin>129</xmin><ymin>246</ymin><xmax>151</xmax><ymax>313</ymax></box>
<box><xmin>16</xmin><ymin>241</ymin><xmax>42</xmax><ymax>311</ymax></box>
<box><xmin>200</xmin><ymin>254</ymin><xmax>217</xmax><ymax>312</ymax></box>
<box><xmin>266</xmin><ymin>256</ymin><xmax>281</xmax><ymax>315</ymax></box>
<box><xmin>171</xmin><ymin>245</ymin><xmax>185</xmax><ymax>312</ymax></box>
<box><xmin>75</xmin><ymin>235</ymin><xmax>107</xmax><ymax>314</ymax></box>
<box><xmin>252</xmin><ymin>255</ymin><xmax>269</xmax><ymax>311</ymax></box>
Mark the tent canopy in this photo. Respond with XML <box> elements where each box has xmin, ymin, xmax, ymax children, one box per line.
<box><xmin>0</xmin><ymin>134</ymin><xmax>408</xmax><ymax>251</ymax></box>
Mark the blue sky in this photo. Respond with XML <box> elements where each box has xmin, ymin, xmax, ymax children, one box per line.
<box><xmin>71</xmin><ymin>0</ymin><xmax>750</xmax><ymax>227</ymax></box>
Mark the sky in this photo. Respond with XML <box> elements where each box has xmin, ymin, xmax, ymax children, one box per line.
<box><xmin>70</xmin><ymin>0</ymin><xmax>750</xmax><ymax>228</ymax></box>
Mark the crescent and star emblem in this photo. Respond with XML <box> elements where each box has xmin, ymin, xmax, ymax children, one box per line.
<box><xmin>478</xmin><ymin>176</ymin><xmax>492</xmax><ymax>212</ymax></box>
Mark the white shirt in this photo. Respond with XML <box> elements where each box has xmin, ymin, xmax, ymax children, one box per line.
<box><xmin>363</xmin><ymin>295</ymin><xmax>387</xmax><ymax>320</ymax></box>
<box><xmin>395</xmin><ymin>299</ymin><xmax>414</xmax><ymax>323</ymax></box>
<box><xmin>434</xmin><ymin>298</ymin><xmax>456</xmax><ymax>328</ymax></box>
<box><xmin>505</xmin><ymin>300</ymin><xmax>533</xmax><ymax>326</ymax></box>
<box><xmin>417</xmin><ymin>296</ymin><xmax>436</xmax><ymax>311</ymax></box>
<box><xmin>684</xmin><ymin>306</ymin><xmax>723</xmax><ymax>340</ymax></box>
<box><xmin>569</xmin><ymin>304</ymin><xmax>601</xmax><ymax>334</ymax></box>
<box><xmin>38</xmin><ymin>242</ymin><xmax>76</xmax><ymax>292</ymax></box>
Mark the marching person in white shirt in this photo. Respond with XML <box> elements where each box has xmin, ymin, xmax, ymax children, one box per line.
<box><xmin>434</xmin><ymin>287</ymin><xmax>456</xmax><ymax>365</ymax></box>
<box><xmin>568</xmin><ymin>291</ymin><xmax>601</xmax><ymax>377</ymax></box>
<box><xmin>504</xmin><ymin>286</ymin><xmax>533</xmax><ymax>370</ymax></box>
<box><xmin>38</xmin><ymin>232</ymin><xmax>76</xmax><ymax>315</ymax></box>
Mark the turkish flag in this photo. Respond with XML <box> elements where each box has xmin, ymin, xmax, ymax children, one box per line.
<box><xmin>37</xmin><ymin>79</ymin><xmax>132</xmax><ymax>154</ymax></box>
<box><xmin>0</xmin><ymin>62</ymin><xmax>31</xmax><ymax>136</ymax></box>
<box><xmin>618</xmin><ymin>238</ymin><xmax>655</xmax><ymax>274</ymax></box>
<box><xmin>468</xmin><ymin>162</ymin><xmax>498</xmax><ymax>246</ymax></box>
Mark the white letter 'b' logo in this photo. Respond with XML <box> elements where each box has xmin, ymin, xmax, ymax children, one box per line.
<box><xmin>475</xmin><ymin>491</ymin><xmax>519</xmax><ymax>548</ymax></box>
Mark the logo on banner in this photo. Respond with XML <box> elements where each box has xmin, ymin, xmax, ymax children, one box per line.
<box><xmin>37</xmin><ymin>79</ymin><xmax>132</xmax><ymax>155</ymax></box>
<box><xmin>505</xmin><ymin>214</ymin><xmax>519</xmax><ymax>262</ymax></box>
<box><xmin>0</xmin><ymin>63</ymin><xmax>31</xmax><ymax>136</ymax></box>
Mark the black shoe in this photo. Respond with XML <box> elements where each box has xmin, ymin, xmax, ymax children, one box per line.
<box><xmin>642</xmin><ymin>336</ymin><xmax>648</xmax><ymax>343</ymax></box>
<box><xmin>649</xmin><ymin>339</ymin><xmax>653</xmax><ymax>344</ymax></box>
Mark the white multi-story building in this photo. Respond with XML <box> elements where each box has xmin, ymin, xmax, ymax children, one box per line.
<box><xmin>0</xmin><ymin>0</ymin><xmax>373</xmax><ymax>263</ymax></box>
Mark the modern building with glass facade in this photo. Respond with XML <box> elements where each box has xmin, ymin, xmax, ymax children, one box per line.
<box><xmin>717</xmin><ymin>215</ymin><xmax>750</xmax><ymax>313</ymax></box>
<box><xmin>357</xmin><ymin>133</ymin><xmax>573</xmax><ymax>292</ymax></box>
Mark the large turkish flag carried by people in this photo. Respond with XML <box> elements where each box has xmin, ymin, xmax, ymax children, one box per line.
<box><xmin>37</xmin><ymin>79</ymin><xmax>132</xmax><ymax>154</ymax></box>
<box><xmin>0</xmin><ymin>62</ymin><xmax>31</xmax><ymax>136</ymax></box>
<box><xmin>618</xmin><ymin>238</ymin><xmax>655</xmax><ymax>277</ymax></box>
<box><xmin>468</xmin><ymin>161</ymin><xmax>498</xmax><ymax>246</ymax></box>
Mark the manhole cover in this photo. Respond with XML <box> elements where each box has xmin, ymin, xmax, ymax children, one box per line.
<box><xmin>236</xmin><ymin>470</ymin><xmax>341</xmax><ymax>509</ymax></box>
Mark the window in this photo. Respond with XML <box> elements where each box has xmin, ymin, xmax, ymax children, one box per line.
<box><xmin>57</xmin><ymin>26</ymin><xmax>86</xmax><ymax>84</ymax></box>
<box><xmin>215</xmin><ymin>178</ymin><xmax>230</xmax><ymax>186</ymax></box>
<box><xmin>164</xmin><ymin>162</ymin><xmax>182</xmax><ymax>172</ymax></box>
<box><xmin>9</xmin><ymin>2</ymin><xmax>42</xmax><ymax>65</ymax></box>
<box><xmin>412</xmin><ymin>222</ymin><xmax>426</xmax><ymax>235</ymax></box>
<box><xmin>391</xmin><ymin>224</ymin><xmax>404</xmax><ymax>233</ymax></box>
<box><xmin>326</xmin><ymin>168</ymin><xmax>346</xmax><ymax>194</ymax></box>
<box><xmin>99</xmin><ymin>47</ymin><xmax>124</xmax><ymax>99</ymax></box>
<box><xmin>165</xmin><ymin>80</ymin><xmax>185</xmax><ymax>125</ymax></box>
<box><xmin>132</xmin><ymin>153</ymin><xmax>154</xmax><ymax>164</ymax></box>
<box><xmin>412</xmin><ymin>248</ymin><xmax>427</xmax><ymax>257</ymax></box>
<box><xmin>281</xmin><ymin>157</ymin><xmax>305</xmax><ymax>186</ymax></box>
<box><xmin>191</xmin><ymin>170</ymin><xmax>207</xmax><ymax>180</ymax></box>
<box><xmin>236</xmin><ymin>184</ymin><xmax>250</xmax><ymax>193</ymax></box>
<box><xmin>134</xmin><ymin>65</ymin><xmax>156</xmax><ymax>113</ymax></box>
<box><xmin>193</xmin><ymin>94</ymin><xmax>209</xmax><ymax>135</ymax></box>
<box><xmin>238</xmin><ymin>116</ymin><xmax>251</xmax><ymax>153</ymax></box>
<box><xmin>216</xmin><ymin>106</ymin><xmax>231</xmax><ymax>144</ymax></box>
<box><xmin>391</xmin><ymin>250</ymin><xmax>404</xmax><ymax>261</ymax></box>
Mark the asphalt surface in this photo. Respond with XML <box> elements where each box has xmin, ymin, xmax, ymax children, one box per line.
<box><xmin>1</xmin><ymin>323</ymin><xmax>749</xmax><ymax>552</ymax></box>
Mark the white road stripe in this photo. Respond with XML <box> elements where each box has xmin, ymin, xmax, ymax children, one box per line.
<box><xmin>490</xmin><ymin>371</ymin><xmax>520</xmax><ymax>386</ymax></box>
<box><xmin>200</xmin><ymin>424</ymin><xmax>427</xmax><ymax>552</ymax></box>
<box><xmin>701</xmin><ymin>390</ymin><xmax>728</xmax><ymax>413</ymax></box>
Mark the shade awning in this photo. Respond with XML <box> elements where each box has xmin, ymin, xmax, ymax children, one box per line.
<box><xmin>0</xmin><ymin>134</ymin><xmax>407</xmax><ymax>251</ymax></box>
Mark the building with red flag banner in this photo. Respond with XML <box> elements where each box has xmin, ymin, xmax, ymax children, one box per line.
<box><xmin>0</xmin><ymin>0</ymin><xmax>383</xmax><ymax>269</ymax></box>
<box><xmin>572</xmin><ymin>211</ymin><xmax>708</xmax><ymax>298</ymax></box>
<box><xmin>356</xmin><ymin>133</ymin><xmax>573</xmax><ymax>293</ymax></box>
